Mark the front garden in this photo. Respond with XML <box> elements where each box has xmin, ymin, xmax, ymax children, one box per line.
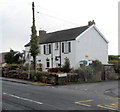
<box><xmin>1</xmin><ymin>59</ymin><xmax>119</xmax><ymax>85</ymax></box>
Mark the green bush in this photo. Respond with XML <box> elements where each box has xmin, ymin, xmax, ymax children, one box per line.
<box><xmin>4</xmin><ymin>64</ymin><xmax>22</xmax><ymax>70</ymax></box>
<box><xmin>2</xmin><ymin>64</ymin><xmax>47</xmax><ymax>81</ymax></box>
<box><xmin>108</xmin><ymin>55</ymin><xmax>119</xmax><ymax>61</ymax></box>
<box><xmin>3</xmin><ymin>64</ymin><xmax>22</xmax><ymax>78</ymax></box>
<box><xmin>60</xmin><ymin>58</ymin><xmax>71</xmax><ymax>73</ymax></box>
<box><xmin>30</xmin><ymin>71</ymin><xmax>46</xmax><ymax>81</ymax></box>
<box><xmin>108</xmin><ymin>60</ymin><xmax>120</xmax><ymax>73</ymax></box>
<box><xmin>74</xmin><ymin>60</ymin><xmax>102</xmax><ymax>82</ymax></box>
<box><xmin>74</xmin><ymin>66</ymin><xmax>93</xmax><ymax>82</ymax></box>
<box><xmin>92</xmin><ymin>60</ymin><xmax>103</xmax><ymax>73</ymax></box>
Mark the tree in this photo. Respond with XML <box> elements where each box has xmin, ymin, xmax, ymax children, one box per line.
<box><xmin>29</xmin><ymin>2</ymin><xmax>39</xmax><ymax>72</ymax></box>
<box><xmin>4</xmin><ymin>49</ymin><xmax>22</xmax><ymax>64</ymax></box>
<box><xmin>60</xmin><ymin>58</ymin><xmax>71</xmax><ymax>73</ymax></box>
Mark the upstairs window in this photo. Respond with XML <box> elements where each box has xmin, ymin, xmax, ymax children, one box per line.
<box><xmin>62</xmin><ymin>43</ymin><xmax>64</xmax><ymax>53</ymax></box>
<box><xmin>62</xmin><ymin>42</ymin><xmax>71</xmax><ymax>53</ymax></box>
<box><xmin>55</xmin><ymin>42</ymin><xmax>59</xmax><ymax>50</ymax></box>
<box><xmin>68</xmin><ymin>42</ymin><xmax>71</xmax><ymax>52</ymax></box>
<box><xmin>44</xmin><ymin>44</ymin><xmax>51</xmax><ymax>55</ymax></box>
<box><xmin>49</xmin><ymin>44</ymin><xmax>51</xmax><ymax>54</ymax></box>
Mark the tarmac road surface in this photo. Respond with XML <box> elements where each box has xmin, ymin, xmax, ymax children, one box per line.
<box><xmin>1</xmin><ymin>79</ymin><xmax>119</xmax><ymax>111</ymax></box>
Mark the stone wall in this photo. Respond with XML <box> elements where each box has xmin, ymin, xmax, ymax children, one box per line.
<box><xmin>102</xmin><ymin>64</ymin><xmax>119</xmax><ymax>80</ymax></box>
<box><xmin>40</xmin><ymin>64</ymin><xmax>119</xmax><ymax>85</ymax></box>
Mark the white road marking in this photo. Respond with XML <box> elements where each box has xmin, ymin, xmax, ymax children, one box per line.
<box><xmin>3</xmin><ymin>92</ymin><xmax>43</xmax><ymax>105</ymax></box>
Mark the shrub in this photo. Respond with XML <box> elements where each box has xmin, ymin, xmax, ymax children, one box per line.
<box><xmin>108</xmin><ymin>60</ymin><xmax>120</xmax><ymax>73</ymax></box>
<box><xmin>48</xmin><ymin>68</ymin><xmax>59</xmax><ymax>73</ymax></box>
<box><xmin>2</xmin><ymin>64</ymin><xmax>23</xmax><ymax>78</ymax></box>
<box><xmin>108</xmin><ymin>55</ymin><xmax>119</xmax><ymax>61</ymax></box>
<box><xmin>30</xmin><ymin>71</ymin><xmax>46</xmax><ymax>81</ymax></box>
<box><xmin>20</xmin><ymin>71</ymin><xmax>29</xmax><ymax>80</ymax></box>
<box><xmin>74</xmin><ymin>66</ymin><xmax>93</xmax><ymax>82</ymax></box>
<box><xmin>92</xmin><ymin>60</ymin><xmax>102</xmax><ymax>73</ymax></box>
<box><xmin>60</xmin><ymin>58</ymin><xmax>71</xmax><ymax>73</ymax></box>
<box><xmin>7</xmin><ymin>64</ymin><xmax>21</xmax><ymax>70</ymax></box>
<box><xmin>74</xmin><ymin>60</ymin><xmax>102</xmax><ymax>82</ymax></box>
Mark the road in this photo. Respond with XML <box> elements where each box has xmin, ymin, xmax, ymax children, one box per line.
<box><xmin>2</xmin><ymin>79</ymin><xmax>119</xmax><ymax>111</ymax></box>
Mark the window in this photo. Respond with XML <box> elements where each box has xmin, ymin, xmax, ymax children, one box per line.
<box><xmin>65</xmin><ymin>42</ymin><xmax>68</xmax><ymax>53</ymax></box>
<box><xmin>44</xmin><ymin>45</ymin><xmax>46</xmax><ymax>54</ymax></box>
<box><xmin>49</xmin><ymin>44</ymin><xmax>51</xmax><ymax>54</ymax></box>
<box><xmin>46</xmin><ymin>58</ymin><xmax>50</xmax><ymax>68</ymax></box>
<box><xmin>43</xmin><ymin>44</ymin><xmax>51</xmax><ymax>55</ymax></box>
<box><xmin>62</xmin><ymin>42</ymin><xmax>71</xmax><ymax>53</ymax></box>
<box><xmin>56</xmin><ymin>63</ymin><xmax>60</xmax><ymax>67</ymax></box>
<box><xmin>27</xmin><ymin>53</ymin><xmax>31</xmax><ymax>59</ymax></box>
<box><xmin>55</xmin><ymin>43</ymin><xmax>59</xmax><ymax>50</ymax></box>
<box><xmin>68</xmin><ymin>42</ymin><xmax>71</xmax><ymax>52</ymax></box>
<box><xmin>62</xmin><ymin>43</ymin><xmax>64</xmax><ymax>53</ymax></box>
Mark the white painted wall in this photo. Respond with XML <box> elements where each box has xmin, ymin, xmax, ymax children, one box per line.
<box><xmin>36</xmin><ymin>44</ymin><xmax>51</xmax><ymax>71</ymax></box>
<box><xmin>35</xmin><ymin>41</ymin><xmax>76</xmax><ymax>71</ymax></box>
<box><xmin>25</xmin><ymin>46</ymin><xmax>30</xmax><ymax>63</ymax></box>
<box><xmin>60</xmin><ymin>41</ymin><xmax>76</xmax><ymax>69</ymax></box>
<box><xmin>75</xmin><ymin>26</ymin><xmax>108</xmax><ymax>68</ymax></box>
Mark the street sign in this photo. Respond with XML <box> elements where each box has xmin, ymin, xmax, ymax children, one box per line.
<box><xmin>80</xmin><ymin>60</ymin><xmax>89</xmax><ymax>66</ymax></box>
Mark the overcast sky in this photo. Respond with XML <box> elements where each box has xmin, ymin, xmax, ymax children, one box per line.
<box><xmin>0</xmin><ymin>0</ymin><xmax>119</xmax><ymax>55</ymax></box>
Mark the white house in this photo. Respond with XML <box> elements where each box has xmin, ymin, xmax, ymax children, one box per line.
<box><xmin>25</xmin><ymin>21</ymin><xmax>109</xmax><ymax>71</ymax></box>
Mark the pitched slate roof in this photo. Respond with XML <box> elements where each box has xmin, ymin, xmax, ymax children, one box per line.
<box><xmin>25</xmin><ymin>25</ymin><xmax>89</xmax><ymax>47</ymax></box>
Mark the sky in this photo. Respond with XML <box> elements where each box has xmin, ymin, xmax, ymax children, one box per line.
<box><xmin>0</xmin><ymin>0</ymin><xmax>119</xmax><ymax>55</ymax></box>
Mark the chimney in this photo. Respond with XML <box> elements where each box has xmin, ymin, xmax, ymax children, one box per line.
<box><xmin>88</xmin><ymin>20</ymin><xmax>95</xmax><ymax>26</ymax></box>
<box><xmin>39</xmin><ymin>30</ymin><xmax>46</xmax><ymax>36</ymax></box>
<box><xmin>10</xmin><ymin>49</ymin><xmax>14</xmax><ymax>53</ymax></box>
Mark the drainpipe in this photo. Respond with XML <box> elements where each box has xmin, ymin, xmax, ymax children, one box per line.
<box><xmin>51</xmin><ymin>43</ymin><xmax>53</xmax><ymax>68</ymax></box>
<box><xmin>28</xmin><ymin>52</ymin><xmax>31</xmax><ymax>79</ymax></box>
<box><xmin>59</xmin><ymin>42</ymin><xmax>61</xmax><ymax>67</ymax></box>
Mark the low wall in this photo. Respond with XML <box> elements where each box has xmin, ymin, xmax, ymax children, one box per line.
<box><xmin>102</xmin><ymin>64</ymin><xmax>119</xmax><ymax>80</ymax></box>
<box><xmin>39</xmin><ymin>64</ymin><xmax>119</xmax><ymax>85</ymax></box>
<box><xmin>2</xmin><ymin>64</ymin><xmax>119</xmax><ymax>85</ymax></box>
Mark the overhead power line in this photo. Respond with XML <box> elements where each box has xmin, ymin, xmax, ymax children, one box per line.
<box><xmin>36</xmin><ymin>11</ymin><xmax>79</xmax><ymax>26</ymax></box>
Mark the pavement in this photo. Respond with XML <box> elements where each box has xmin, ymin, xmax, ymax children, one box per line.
<box><xmin>0</xmin><ymin>77</ymin><xmax>51</xmax><ymax>86</ymax></box>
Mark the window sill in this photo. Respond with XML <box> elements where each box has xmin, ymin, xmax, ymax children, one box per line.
<box><xmin>44</xmin><ymin>54</ymin><xmax>51</xmax><ymax>55</ymax></box>
<box><xmin>63</xmin><ymin>52</ymin><xmax>71</xmax><ymax>54</ymax></box>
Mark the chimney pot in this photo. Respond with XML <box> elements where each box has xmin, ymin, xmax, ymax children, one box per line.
<box><xmin>39</xmin><ymin>30</ymin><xmax>46</xmax><ymax>36</ymax></box>
<box><xmin>88</xmin><ymin>20</ymin><xmax>95</xmax><ymax>26</ymax></box>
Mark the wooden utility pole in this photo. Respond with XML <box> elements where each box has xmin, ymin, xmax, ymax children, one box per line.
<box><xmin>32</xmin><ymin>2</ymin><xmax>35</xmax><ymax>26</ymax></box>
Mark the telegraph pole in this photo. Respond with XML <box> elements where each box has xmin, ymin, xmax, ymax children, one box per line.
<box><xmin>32</xmin><ymin>2</ymin><xmax>35</xmax><ymax>26</ymax></box>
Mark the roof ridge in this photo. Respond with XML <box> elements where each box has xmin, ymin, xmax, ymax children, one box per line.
<box><xmin>25</xmin><ymin>25</ymin><xmax>90</xmax><ymax>46</ymax></box>
<box><xmin>45</xmin><ymin>25</ymin><xmax>89</xmax><ymax>35</ymax></box>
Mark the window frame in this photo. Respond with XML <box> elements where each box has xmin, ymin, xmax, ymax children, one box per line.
<box><xmin>55</xmin><ymin>42</ymin><xmax>59</xmax><ymax>50</ymax></box>
<box><xmin>62</xmin><ymin>41</ymin><xmax>71</xmax><ymax>54</ymax></box>
<box><xmin>46</xmin><ymin>58</ymin><xmax>50</xmax><ymax>68</ymax></box>
<box><xmin>43</xmin><ymin>44</ymin><xmax>51</xmax><ymax>55</ymax></box>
